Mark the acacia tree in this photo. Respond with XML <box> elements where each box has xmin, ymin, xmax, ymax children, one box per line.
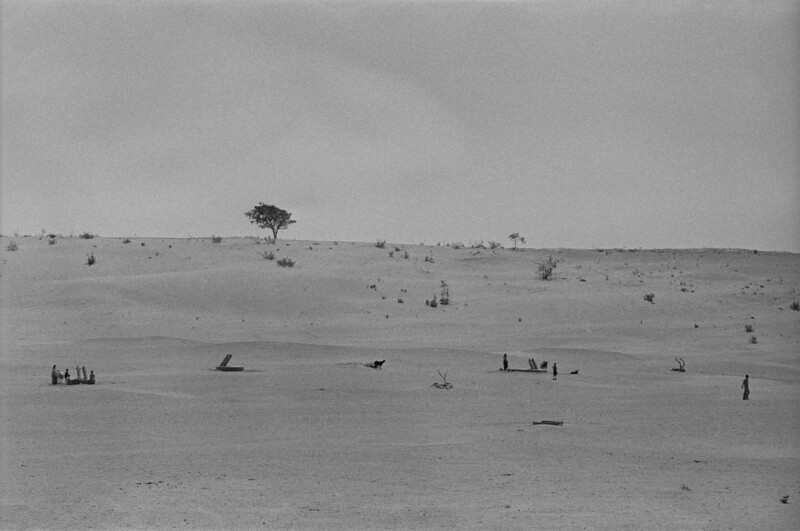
<box><xmin>508</xmin><ymin>232</ymin><xmax>525</xmax><ymax>250</ymax></box>
<box><xmin>245</xmin><ymin>203</ymin><xmax>296</xmax><ymax>241</ymax></box>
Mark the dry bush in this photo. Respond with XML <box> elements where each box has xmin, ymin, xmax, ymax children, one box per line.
<box><xmin>6</xmin><ymin>241</ymin><xmax>19</xmax><ymax>251</ymax></box>
<box><xmin>790</xmin><ymin>302</ymin><xmax>800</xmax><ymax>311</ymax></box>
<box><xmin>375</xmin><ymin>239</ymin><xmax>386</xmax><ymax>249</ymax></box>
<box><xmin>644</xmin><ymin>293</ymin><xmax>655</xmax><ymax>304</ymax></box>
<box><xmin>260</xmin><ymin>250</ymin><xmax>275</xmax><ymax>261</ymax></box>
<box><xmin>276</xmin><ymin>257</ymin><xmax>295</xmax><ymax>268</ymax></box>
<box><xmin>745</xmin><ymin>324</ymin><xmax>754</xmax><ymax>333</ymax></box>
<box><xmin>211</xmin><ymin>235</ymin><xmax>222</xmax><ymax>244</ymax></box>
<box><xmin>538</xmin><ymin>256</ymin><xmax>560</xmax><ymax>280</ymax></box>
<box><xmin>749</xmin><ymin>335</ymin><xmax>758</xmax><ymax>344</ymax></box>
<box><xmin>86</xmin><ymin>252</ymin><xmax>96</xmax><ymax>266</ymax></box>
<box><xmin>431</xmin><ymin>370</ymin><xmax>453</xmax><ymax>389</ymax></box>
<box><xmin>79</xmin><ymin>232</ymin><xmax>95</xmax><ymax>239</ymax></box>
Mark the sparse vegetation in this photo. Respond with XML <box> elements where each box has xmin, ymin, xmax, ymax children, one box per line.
<box><xmin>431</xmin><ymin>370</ymin><xmax>453</xmax><ymax>390</ymax></box>
<box><xmin>375</xmin><ymin>239</ymin><xmax>386</xmax><ymax>249</ymax></box>
<box><xmin>745</xmin><ymin>324</ymin><xmax>754</xmax><ymax>333</ymax></box>
<box><xmin>425</xmin><ymin>255</ymin><xmax>434</xmax><ymax>263</ymax></box>
<box><xmin>245</xmin><ymin>203</ymin><xmax>296</xmax><ymax>241</ymax></box>
<box><xmin>79</xmin><ymin>232</ymin><xmax>95</xmax><ymax>239</ymax></box>
<box><xmin>790</xmin><ymin>302</ymin><xmax>800</xmax><ymax>311</ymax></box>
<box><xmin>122</xmin><ymin>238</ymin><xmax>131</xmax><ymax>244</ymax></box>
<box><xmin>48</xmin><ymin>238</ymin><xmax>57</xmax><ymax>245</ymax></box>
<box><xmin>260</xmin><ymin>250</ymin><xmax>275</xmax><ymax>261</ymax></box>
<box><xmin>644</xmin><ymin>293</ymin><xmax>655</xmax><ymax>304</ymax></box>
<box><xmin>211</xmin><ymin>235</ymin><xmax>222</xmax><ymax>244</ymax></box>
<box><xmin>86</xmin><ymin>252</ymin><xmax>96</xmax><ymax>266</ymax></box>
<box><xmin>538</xmin><ymin>256</ymin><xmax>560</xmax><ymax>280</ymax></box>
<box><xmin>488</xmin><ymin>241</ymin><xmax>502</xmax><ymax>250</ymax></box>
<box><xmin>426</xmin><ymin>295</ymin><xmax>438</xmax><ymax>308</ymax></box>
<box><xmin>6</xmin><ymin>241</ymin><xmax>19</xmax><ymax>251</ymax></box>
<box><xmin>749</xmin><ymin>335</ymin><xmax>758</xmax><ymax>344</ymax></box>
<box><xmin>276</xmin><ymin>257</ymin><xmax>295</xmax><ymax>268</ymax></box>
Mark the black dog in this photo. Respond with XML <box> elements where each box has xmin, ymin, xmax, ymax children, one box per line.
<box><xmin>372</xmin><ymin>360</ymin><xmax>385</xmax><ymax>370</ymax></box>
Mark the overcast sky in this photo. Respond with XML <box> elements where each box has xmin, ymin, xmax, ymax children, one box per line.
<box><xmin>2</xmin><ymin>1</ymin><xmax>798</xmax><ymax>251</ymax></box>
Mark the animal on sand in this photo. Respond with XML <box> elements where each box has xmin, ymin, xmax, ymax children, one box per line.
<box><xmin>367</xmin><ymin>360</ymin><xmax>385</xmax><ymax>370</ymax></box>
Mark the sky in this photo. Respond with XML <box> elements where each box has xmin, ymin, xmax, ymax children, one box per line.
<box><xmin>2</xmin><ymin>0</ymin><xmax>799</xmax><ymax>251</ymax></box>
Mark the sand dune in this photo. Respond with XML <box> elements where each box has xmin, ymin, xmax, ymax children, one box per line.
<box><xmin>1</xmin><ymin>236</ymin><xmax>798</xmax><ymax>529</ymax></box>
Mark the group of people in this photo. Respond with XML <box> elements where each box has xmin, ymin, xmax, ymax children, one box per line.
<box><xmin>51</xmin><ymin>365</ymin><xmax>94</xmax><ymax>385</ymax></box>
<box><xmin>501</xmin><ymin>355</ymin><xmax>753</xmax><ymax>398</ymax></box>
<box><xmin>501</xmin><ymin>353</ymin><xmax>558</xmax><ymax>379</ymax></box>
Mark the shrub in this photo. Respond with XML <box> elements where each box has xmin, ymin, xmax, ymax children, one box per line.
<box><xmin>451</xmin><ymin>241</ymin><xmax>463</xmax><ymax>249</ymax></box>
<box><xmin>745</xmin><ymin>324</ymin><xmax>754</xmax><ymax>333</ymax></box>
<box><xmin>6</xmin><ymin>241</ymin><xmax>19</xmax><ymax>251</ymax></box>
<box><xmin>538</xmin><ymin>256</ymin><xmax>560</xmax><ymax>280</ymax></box>
<box><xmin>644</xmin><ymin>293</ymin><xmax>655</xmax><ymax>304</ymax></box>
<box><xmin>470</xmin><ymin>240</ymin><xmax>486</xmax><ymax>249</ymax></box>
<box><xmin>749</xmin><ymin>335</ymin><xmax>758</xmax><ymax>344</ymax></box>
<box><xmin>790</xmin><ymin>302</ymin><xmax>800</xmax><ymax>311</ymax></box>
<box><xmin>439</xmin><ymin>280</ymin><xmax>450</xmax><ymax>306</ymax></box>
<box><xmin>86</xmin><ymin>252</ymin><xmax>96</xmax><ymax>266</ymax></box>
<box><xmin>276</xmin><ymin>257</ymin><xmax>295</xmax><ymax>268</ymax></box>
<box><xmin>211</xmin><ymin>235</ymin><xmax>222</xmax><ymax>244</ymax></box>
<box><xmin>403</xmin><ymin>250</ymin><xmax>409</xmax><ymax>259</ymax></box>
<box><xmin>260</xmin><ymin>250</ymin><xmax>275</xmax><ymax>261</ymax></box>
<box><xmin>388</xmin><ymin>251</ymin><xmax>394</xmax><ymax>258</ymax></box>
<box><xmin>122</xmin><ymin>238</ymin><xmax>131</xmax><ymax>244</ymax></box>
<box><xmin>424</xmin><ymin>255</ymin><xmax>434</xmax><ymax>263</ymax></box>
<box><xmin>48</xmin><ymin>238</ymin><xmax>57</xmax><ymax>245</ymax></box>
<box><xmin>48</xmin><ymin>233</ymin><xmax>57</xmax><ymax>239</ymax></box>
<box><xmin>397</xmin><ymin>298</ymin><xmax>404</xmax><ymax>304</ymax></box>
<box><xmin>488</xmin><ymin>241</ymin><xmax>502</xmax><ymax>250</ymax></box>
<box><xmin>426</xmin><ymin>296</ymin><xmax>438</xmax><ymax>308</ymax></box>
<box><xmin>79</xmin><ymin>232</ymin><xmax>95</xmax><ymax>239</ymax></box>
<box><xmin>375</xmin><ymin>239</ymin><xmax>386</xmax><ymax>249</ymax></box>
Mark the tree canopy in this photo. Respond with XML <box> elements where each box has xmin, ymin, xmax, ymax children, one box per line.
<box><xmin>245</xmin><ymin>203</ymin><xmax>296</xmax><ymax>240</ymax></box>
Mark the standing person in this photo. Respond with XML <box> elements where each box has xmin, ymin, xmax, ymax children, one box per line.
<box><xmin>502</xmin><ymin>354</ymin><xmax>508</xmax><ymax>371</ymax></box>
<box><xmin>742</xmin><ymin>375</ymin><xmax>750</xmax><ymax>400</ymax></box>
<box><xmin>51</xmin><ymin>365</ymin><xmax>58</xmax><ymax>385</ymax></box>
<box><xmin>552</xmin><ymin>363</ymin><xmax>558</xmax><ymax>380</ymax></box>
<box><xmin>64</xmin><ymin>369</ymin><xmax>70</xmax><ymax>383</ymax></box>
<box><xmin>89</xmin><ymin>371</ymin><xmax>95</xmax><ymax>383</ymax></box>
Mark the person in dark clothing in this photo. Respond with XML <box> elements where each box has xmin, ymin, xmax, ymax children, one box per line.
<box><xmin>552</xmin><ymin>363</ymin><xmax>558</xmax><ymax>380</ymax></box>
<box><xmin>51</xmin><ymin>365</ymin><xmax>58</xmax><ymax>385</ymax></box>
<box><xmin>502</xmin><ymin>354</ymin><xmax>508</xmax><ymax>371</ymax></box>
<box><xmin>64</xmin><ymin>369</ymin><xmax>70</xmax><ymax>383</ymax></box>
<box><xmin>742</xmin><ymin>375</ymin><xmax>749</xmax><ymax>400</ymax></box>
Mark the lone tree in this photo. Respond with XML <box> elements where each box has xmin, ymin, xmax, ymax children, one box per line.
<box><xmin>245</xmin><ymin>203</ymin><xmax>296</xmax><ymax>241</ymax></box>
<box><xmin>509</xmin><ymin>232</ymin><xmax>525</xmax><ymax>250</ymax></box>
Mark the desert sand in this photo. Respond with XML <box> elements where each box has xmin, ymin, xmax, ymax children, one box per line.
<box><xmin>1</xmin><ymin>236</ymin><xmax>798</xmax><ymax>530</ymax></box>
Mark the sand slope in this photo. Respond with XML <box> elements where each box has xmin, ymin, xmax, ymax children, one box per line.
<box><xmin>2</xmin><ymin>237</ymin><xmax>799</xmax><ymax>529</ymax></box>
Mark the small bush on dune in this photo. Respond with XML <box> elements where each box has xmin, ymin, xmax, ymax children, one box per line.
<box><xmin>211</xmin><ymin>235</ymin><xmax>222</xmax><ymax>244</ymax></box>
<box><xmin>790</xmin><ymin>302</ymin><xmax>800</xmax><ymax>311</ymax></box>
<box><xmin>86</xmin><ymin>252</ymin><xmax>96</xmax><ymax>266</ymax></box>
<box><xmin>276</xmin><ymin>257</ymin><xmax>295</xmax><ymax>268</ymax></box>
<box><xmin>6</xmin><ymin>241</ymin><xmax>19</xmax><ymax>251</ymax></box>
<box><xmin>488</xmin><ymin>241</ymin><xmax>503</xmax><ymax>250</ymax></box>
<box><xmin>749</xmin><ymin>335</ymin><xmax>758</xmax><ymax>344</ymax></box>
<box><xmin>644</xmin><ymin>293</ymin><xmax>655</xmax><ymax>304</ymax></box>
<box><xmin>375</xmin><ymin>239</ymin><xmax>386</xmax><ymax>249</ymax></box>
<box><xmin>122</xmin><ymin>238</ymin><xmax>131</xmax><ymax>244</ymax></box>
<box><xmin>260</xmin><ymin>250</ymin><xmax>275</xmax><ymax>261</ymax></box>
<box><xmin>48</xmin><ymin>238</ymin><xmax>57</xmax><ymax>245</ymax></box>
<box><xmin>745</xmin><ymin>324</ymin><xmax>754</xmax><ymax>333</ymax></box>
<box><xmin>79</xmin><ymin>232</ymin><xmax>95</xmax><ymax>239</ymax></box>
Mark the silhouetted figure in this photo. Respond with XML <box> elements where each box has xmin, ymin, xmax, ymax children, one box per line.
<box><xmin>502</xmin><ymin>354</ymin><xmax>508</xmax><ymax>371</ymax></box>
<box><xmin>64</xmin><ymin>369</ymin><xmax>70</xmax><ymax>383</ymax></box>
<box><xmin>51</xmin><ymin>365</ymin><xmax>58</xmax><ymax>385</ymax></box>
<box><xmin>552</xmin><ymin>363</ymin><xmax>558</xmax><ymax>380</ymax></box>
<box><xmin>742</xmin><ymin>375</ymin><xmax>749</xmax><ymax>400</ymax></box>
<box><xmin>89</xmin><ymin>371</ymin><xmax>95</xmax><ymax>383</ymax></box>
